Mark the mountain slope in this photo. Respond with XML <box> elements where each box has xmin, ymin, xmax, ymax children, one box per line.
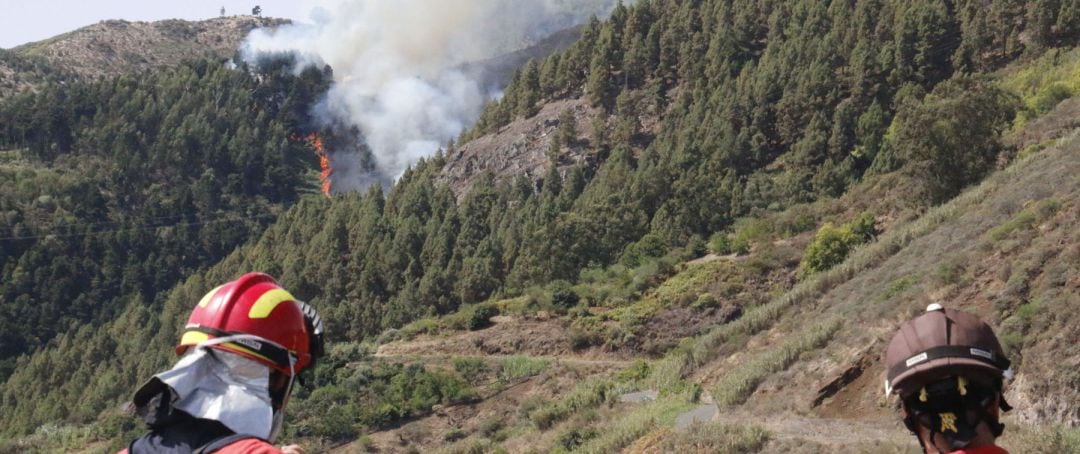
<box><xmin>336</xmin><ymin>109</ymin><xmax>1080</xmax><ymax>453</ymax></box>
<box><xmin>2</xmin><ymin>0</ymin><xmax>1080</xmax><ymax>451</ymax></box>
<box><xmin>0</xmin><ymin>16</ymin><xmax>285</xmax><ymax>98</ymax></box>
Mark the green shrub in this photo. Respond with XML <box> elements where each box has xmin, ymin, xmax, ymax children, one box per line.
<box><xmin>882</xmin><ymin>276</ymin><xmax>918</xmax><ymax>299</ymax></box>
<box><xmin>847</xmin><ymin>212</ymin><xmax>879</xmax><ymax>242</ymax></box>
<box><xmin>935</xmin><ymin>261</ymin><xmax>967</xmax><ymax>286</ymax></box>
<box><xmin>708</xmin><ymin>231</ymin><xmax>733</xmax><ymax>254</ymax></box>
<box><xmin>478</xmin><ymin>417</ymin><xmax>504</xmax><ymax>438</ymax></box>
<box><xmin>798</xmin><ymin>213</ymin><xmax>878</xmax><ymax>279</ymax></box>
<box><xmin>691</xmin><ymin>293</ymin><xmax>720</xmax><ymax>310</ymax></box>
<box><xmin>798</xmin><ymin>223</ymin><xmax>856</xmax><ymax>277</ymax></box>
<box><xmin>453</xmin><ymin>357</ymin><xmax>489</xmax><ymax>384</ymax></box>
<box><xmin>528</xmin><ymin>379</ymin><xmax>612</xmax><ymax>430</ymax></box>
<box><xmin>730</xmin><ymin>218</ymin><xmax>772</xmax><ymax>254</ymax></box>
<box><xmin>569</xmin><ymin>328</ymin><xmax>601</xmax><ymax>351</ymax></box>
<box><xmin>548</xmin><ymin>280</ymin><xmax>580</xmax><ymax>310</ymax></box>
<box><xmin>617</xmin><ymin>360</ymin><xmax>651</xmax><ymax>383</ymax></box>
<box><xmin>499</xmin><ymin>356</ymin><xmax>550</xmax><ymax>381</ymax></box>
<box><xmin>469</xmin><ymin>305</ymin><xmax>499</xmax><ymax>331</ymax></box>
<box><xmin>621</xmin><ymin>233</ymin><xmax>669</xmax><ymax>267</ymax></box>
<box><xmin>987</xmin><ymin>198</ymin><xmax>1061</xmax><ymax>242</ymax></box>
<box><xmin>687</xmin><ymin>234</ymin><xmax>708</xmax><ymax>258</ymax></box>
<box><xmin>557</xmin><ymin>427</ymin><xmax>599</xmax><ymax>451</ymax></box>
<box><xmin>1032</xmin><ymin>83</ymin><xmax>1072</xmax><ymax>114</ymax></box>
<box><xmin>444</xmin><ymin>427</ymin><xmax>467</xmax><ymax>442</ymax></box>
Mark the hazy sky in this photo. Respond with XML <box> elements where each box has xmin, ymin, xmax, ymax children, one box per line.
<box><xmin>0</xmin><ymin>0</ymin><xmax>314</xmax><ymax>49</ymax></box>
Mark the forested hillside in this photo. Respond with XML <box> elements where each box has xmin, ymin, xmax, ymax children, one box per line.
<box><xmin>2</xmin><ymin>0</ymin><xmax>1080</xmax><ymax>451</ymax></box>
<box><xmin>0</xmin><ymin>58</ymin><xmax>331</xmax><ymax>379</ymax></box>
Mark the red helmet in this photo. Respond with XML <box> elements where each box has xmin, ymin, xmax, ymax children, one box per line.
<box><xmin>178</xmin><ymin>273</ymin><xmax>324</xmax><ymax>376</ymax></box>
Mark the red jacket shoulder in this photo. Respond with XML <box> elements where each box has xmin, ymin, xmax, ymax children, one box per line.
<box><xmin>215</xmin><ymin>438</ymin><xmax>284</xmax><ymax>454</ymax></box>
<box><xmin>116</xmin><ymin>437</ymin><xmax>283</xmax><ymax>454</ymax></box>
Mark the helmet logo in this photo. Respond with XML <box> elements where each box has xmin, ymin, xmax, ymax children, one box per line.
<box><xmin>248</xmin><ymin>289</ymin><xmax>296</xmax><ymax>319</ymax></box>
<box><xmin>905</xmin><ymin>352</ymin><xmax>929</xmax><ymax>367</ymax></box>
<box><xmin>939</xmin><ymin>412</ymin><xmax>958</xmax><ymax>433</ymax></box>
<box><xmin>969</xmin><ymin>347</ymin><xmax>993</xmax><ymax>360</ymax></box>
<box><xmin>234</xmin><ymin>338</ymin><xmax>263</xmax><ymax>351</ymax></box>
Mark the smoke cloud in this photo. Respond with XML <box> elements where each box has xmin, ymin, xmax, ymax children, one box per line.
<box><xmin>240</xmin><ymin>0</ymin><xmax>624</xmax><ymax>192</ymax></box>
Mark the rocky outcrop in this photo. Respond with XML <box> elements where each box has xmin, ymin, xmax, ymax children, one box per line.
<box><xmin>438</xmin><ymin>98</ymin><xmax>600</xmax><ymax>198</ymax></box>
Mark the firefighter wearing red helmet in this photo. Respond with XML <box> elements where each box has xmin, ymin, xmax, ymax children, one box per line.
<box><xmin>885</xmin><ymin>304</ymin><xmax>1014</xmax><ymax>454</ymax></box>
<box><xmin>121</xmin><ymin>273</ymin><xmax>324</xmax><ymax>454</ymax></box>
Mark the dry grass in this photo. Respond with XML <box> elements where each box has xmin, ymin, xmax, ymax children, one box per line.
<box><xmin>711</xmin><ymin>319</ymin><xmax>841</xmax><ymax>407</ymax></box>
<box><xmin>573</xmin><ymin>397</ymin><xmax>692</xmax><ymax>454</ymax></box>
<box><xmin>658</xmin><ymin>421</ymin><xmax>770</xmax><ymax>453</ymax></box>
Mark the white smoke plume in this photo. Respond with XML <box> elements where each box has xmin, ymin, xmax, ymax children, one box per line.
<box><xmin>240</xmin><ymin>0</ymin><xmax>624</xmax><ymax>192</ymax></box>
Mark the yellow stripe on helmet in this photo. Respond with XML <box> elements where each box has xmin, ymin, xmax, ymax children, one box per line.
<box><xmin>180</xmin><ymin>330</ymin><xmax>211</xmax><ymax>346</ymax></box>
<box><xmin>248</xmin><ymin>288</ymin><xmax>296</xmax><ymax>319</ymax></box>
<box><xmin>197</xmin><ymin>285</ymin><xmax>225</xmax><ymax>308</ymax></box>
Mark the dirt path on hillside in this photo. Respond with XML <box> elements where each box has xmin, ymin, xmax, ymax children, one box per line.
<box><xmin>374</xmin><ymin>352</ymin><xmax>636</xmax><ymax>369</ymax></box>
<box><xmin>710</xmin><ymin>411</ymin><xmax>910</xmax><ymax>447</ymax></box>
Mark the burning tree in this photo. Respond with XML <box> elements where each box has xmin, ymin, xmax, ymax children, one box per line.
<box><xmin>292</xmin><ymin>133</ymin><xmax>332</xmax><ymax>196</ymax></box>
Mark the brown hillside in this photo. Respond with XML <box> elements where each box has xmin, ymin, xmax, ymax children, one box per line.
<box><xmin>0</xmin><ymin>16</ymin><xmax>285</xmax><ymax>98</ymax></box>
<box><xmin>344</xmin><ymin>99</ymin><xmax>1080</xmax><ymax>453</ymax></box>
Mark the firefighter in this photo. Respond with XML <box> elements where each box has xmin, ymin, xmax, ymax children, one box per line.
<box><xmin>885</xmin><ymin>304</ymin><xmax>1014</xmax><ymax>454</ymax></box>
<box><xmin>122</xmin><ymin>273</ymin><xmax>324</xmax><ymax>454</ymax></box>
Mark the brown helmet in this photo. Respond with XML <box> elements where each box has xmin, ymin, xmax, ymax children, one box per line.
<box><xmin>885</xmin><ymin>304</ymin><xmax>1012</xmax><ymax>397</ymax></box>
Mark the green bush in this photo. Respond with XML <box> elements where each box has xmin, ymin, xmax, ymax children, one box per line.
<box><xmin>569</xmin><ymin>328</ymin><xmax>601</xmax><ymax>351</ymax></box>
<box><xmin>798</xmin><ymin>223</ymin><xmax>856</xmax><ymax>278</ymax></box>
<box><xmin>548</xmin><ymin>280</ymin><xmax>581</xmax><ymax>310</ymax></box>
<box><xmin>291</xmin><ymin>362</ymin><xmax>476</xmax><ymax>440</ymax></box>
<box><xmin>847</xmin><ymin>212</ymin><xmax>878</xmax><ymax>242</ymax></box>
<box><xmin>798</xmin><ymin>213</ymin><xmax>878</xmax><ymax>279</ymax></box>
<box><xmin>557</xmin><ymin>427</ymin><xmax>599</xmax><ymax>451</ymax></box>
<box><xmin>616</xmin><ymin>360</ymin><xmax>651</xmax><ymax>383</ymax></box>
<box><xmin>469</xmin><ymin>305</ymin><xmax>499</xmax><ymax>331</ymax></box>
<box><xmin>691</xmin><ymin>293</ymin><xmax>720</xmax><ymax>310</ymax></box>
<box><xmin>499</xmin><ymin>356</ymin><xmax>550</xmax><ymax>381</ymax></box>
<box><xmin>621</xmin><ymin>233</ymin><xmax>669</xmax><ymax>267</ymax></box>
<box><xmin>528</xmin><ymin>379</ymin><xmax>612</xmax><ymax>430</ymax></box>
<box><xmin>478</xmin><ymin>416</ymin><xmax>504</xmax><ymax>438</ymax></box>
<box><xmin>730</xmin><ymin>218</ymin><xmax>772</xmax><ymax>254</ymax></box>
<box><xmin>1032</xmin><ymin>83</ymin><xmax>1072</xmax><ymax>114</ymax></box>
<box><xmin>708</xmin><ymin>231</ymin><xmax>733</xmax><ymax>254</ymax></box>
<box><xmin>453</xmin><ymin>357</ymin><xmax>489</xmax><ymax>384</ymax></box>
<box><xmin>882</xmin><ymin>276</ymin><xmax>918</xmax><ymax>299</ymax></box>
<box><xmin>687</xmin><ymin>234</ymin><xmax>708</xmax><ymax>258</ymax></box>
<box><xmin>444</xmin><ymin>427</ymin><xmax>467</xmax><ymax>442</ymax></box>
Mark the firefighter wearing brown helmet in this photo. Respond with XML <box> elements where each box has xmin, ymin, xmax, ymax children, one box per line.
<box><xmin>885</xmin><ymin>303</ymin><xmax>1014</xmax><ymax>454</ymax></box>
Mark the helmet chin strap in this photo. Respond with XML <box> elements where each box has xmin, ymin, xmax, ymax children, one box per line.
<box><xmin>270</xmin><ymin>355</ymin><xmax>297</xmax><ymax>442</ymax></box>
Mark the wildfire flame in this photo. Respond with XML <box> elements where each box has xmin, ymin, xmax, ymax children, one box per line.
<box><xmin>293</xmin><ymin>132</ymin><xmax>332</xmax><ymax>196</ymax></box>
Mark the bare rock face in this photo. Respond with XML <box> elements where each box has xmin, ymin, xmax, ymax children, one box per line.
<box><xmin>438</xmin><ymin>98</ymin><xmax>600</xmax><ymax>198</ymax></box>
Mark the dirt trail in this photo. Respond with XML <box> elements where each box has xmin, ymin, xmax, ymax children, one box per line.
<box><xmin>716</xmin><ymin>412</ymin><xmax>908</xmax><ymax>446</ymax></box>
<box><xmin>374</xmin><ymin>352</ymin><xmax>635</xmax><ymax>369</ymax></box>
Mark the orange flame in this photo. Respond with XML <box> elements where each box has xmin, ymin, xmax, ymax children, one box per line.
<box><xmin>293</xmin><ymin>132</ymin><xmax>332</xmax><ymax>196</ymax></box>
